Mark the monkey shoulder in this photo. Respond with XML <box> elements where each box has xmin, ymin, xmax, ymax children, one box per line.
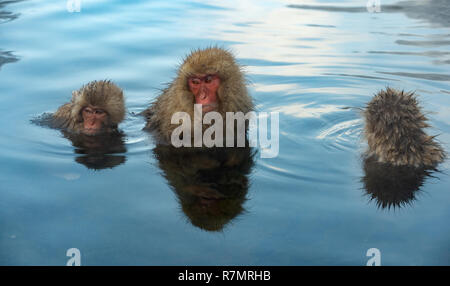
<box><xmin>52</xmin><ymin>102</ymin><xmax>78</xmax><ymax>130</ymax></box>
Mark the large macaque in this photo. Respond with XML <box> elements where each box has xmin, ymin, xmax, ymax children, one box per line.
<box><xmin>363</xmin><ymin>87</ymin><xmax>445</xmax><ymax>168</ymax></box>
<box><xmin>52</xmin><ymin>80</ymin><xmax>125</xmax><ymax>135</ymax></box>
<box><xmin>143</xmin><ymin>47</ymin><xmax>254</xmax><ymax>143</ymax></box>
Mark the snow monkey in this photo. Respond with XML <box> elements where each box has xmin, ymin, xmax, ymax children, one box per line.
<box><xmin>363</xmin><ymin>87</ymin><xmax>445</xmax><ymax>168</ymax></box>
<box><xmin>143</xmin><ymin>47</ymin><xmax>254</xmax><ymax>144</ymax></box>
<box><xmin>53</xmin><ymin>80</ymin><xmax>125</xmax><ymax>135</ymax></box>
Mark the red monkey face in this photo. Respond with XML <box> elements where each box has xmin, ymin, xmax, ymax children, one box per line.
<box><xmin>81</xmin><ymin>105</ymin><xmax>108</xmax><ymax>135</ymax></box>
<box><xmin>188</xmin><ymin>74</ymin><xmax>220</xmax><ymax>113</ymax></box>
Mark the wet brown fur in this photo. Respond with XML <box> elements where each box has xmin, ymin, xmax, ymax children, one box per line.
<box><xmin>364</xmin><ymin>87</ymin><xmax>445</xmax><ymax>167</ymax></box>
<box><xmin>143</xmin><ymin>47</ymin><xmax>254</xmax><ymax>142</ymax></box>
<box><xmin>53</xmin><ymin>80</ymin><xmax>125</xmax><ymax>133</ymax></box>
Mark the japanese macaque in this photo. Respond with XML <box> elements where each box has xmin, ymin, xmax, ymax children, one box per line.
<box><xmin>32</xmin><ymin>80</ymin><xmax>127</xmax><ymax>169</ymax></box>
<box><xmin>362</xmin><ymin>155</ymin><xmax>431</xmax><ymax>209</ymax></box>
<box><xmin>363</xmin><ymin>88</ymin><xmax>445</xmax><ymax>168</ymax></box>
<box><xmin>153</xmin><ymin>145</ymin><xmax>255</xmax><ymax>231</ymax></box>
<box><xmin>143</xmin><ymin>47</ymin><xmax>254</xmax><ymax>143</ymax></box>
<box><xmin>52</xmin><ymin>80</ymin><xmax>125</xmax><ymax>135</ymax></box>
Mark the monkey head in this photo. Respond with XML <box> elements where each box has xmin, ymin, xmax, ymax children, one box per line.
<box><xmin>71</xmin><ymin>80</ymin><xmax>125</xmax><ymax>135</ymax></box>
<box><xmin>177</xmin><ymin>47</ymin><xmax>253</xmax><ymax>115</ymax></box>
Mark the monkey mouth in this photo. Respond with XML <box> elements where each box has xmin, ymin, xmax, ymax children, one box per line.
<box><xmin>83</xmin><ymin>120</ymin><xmax>106</xmax><ymax>135</ymax></box>
<box><xmin>83</xmin><ymin>128</ymin><xmax>102</xmax><ymax>136</ymax></box>
<box><xmin>82</xmin><ymin>125</ymin><xmax>106</xmax><ymax>136</ymax></box>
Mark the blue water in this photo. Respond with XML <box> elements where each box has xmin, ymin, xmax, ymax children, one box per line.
<box><xmin>1</xmin><ymin>0</ymin><xmax>449</xmax><ymax>265</ymax></box>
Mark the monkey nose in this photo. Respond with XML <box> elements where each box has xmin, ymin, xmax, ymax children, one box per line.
<box><xmin>85</xmin><ymin>118</ymin><xmax>97</xmax><ymax>127</ymax></box>
<box><xmin>198</xmin><ymin>90</ymin><xmax>208</xmax><ymax>100</ymax></box>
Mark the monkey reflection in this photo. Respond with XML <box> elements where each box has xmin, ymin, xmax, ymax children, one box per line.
<box><xmin>62</xmin><ymin>130</ymin><xmax>126</xmax><ymax>170</ymax></box>
<box><xmin>362</xmin><ymin>155</ymin><xmax>435</xmax><ymax>209</ymax></box>
<box><xmin>153</xmin><ymin>145</ymin><xmax>255</xmax><ymax>231</ymax></box>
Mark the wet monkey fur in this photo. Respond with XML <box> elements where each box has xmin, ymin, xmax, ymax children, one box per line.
<box><xmin>363</xmin><ymin>87</ymin><xmax>445</xmax><ymax>168</ymax></box>
<box><xmin>143</xmin><ymin>47</ymin><xmax>254</xmax><ymax>143</ymax></box>
<box><xmin>53</xmin><ymin>80</ymin><xmax>125</xmax><ymax>135</ymax></box>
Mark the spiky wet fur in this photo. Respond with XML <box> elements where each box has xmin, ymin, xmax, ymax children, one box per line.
<box><xmin>143</xmin><ymin>47</ymin><xmax>254</xmax><ymax>142</ymax></box>
<box><xmin>364</xmin><ymin>87</ymin><xmax>445</xmax><ymax>167</ymax></box>
<box><xmin>53</xmin><ymin>80</ymin><xmax>125</xmax><ymax>133</ymax></box>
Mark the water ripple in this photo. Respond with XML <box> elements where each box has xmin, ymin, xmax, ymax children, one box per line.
<box><xmin>317</xmin><ymin>118</ymin><xmax>363</xmax><ymax>152</ymax></box>
<box><xmin>378</xmin><ymin>71</ymin><xmax>450</xmax><ymax>81</ymax></box>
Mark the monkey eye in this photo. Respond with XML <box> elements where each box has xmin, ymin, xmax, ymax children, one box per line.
<box><xmin>205</xmin><ymin>75</ymin><xmax>213</xmax><ymax>83</ymax></box>
<box><xmin>83</xmin><ymin>108</ymin><xmax>105</xmax><ymax>115</ymax></box>
<box><xmin>83</xmin><ymin>108</ymin><xmax>94</xmax><ymax>114</ymax></box>
<box><xmin>189</xmin><ymin>78</ymin><xmax>201</xmax><ymax>85</ymax></box>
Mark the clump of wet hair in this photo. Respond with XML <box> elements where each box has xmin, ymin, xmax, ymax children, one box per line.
<box><xmin>363</xmin><ymin>87</ymin><xmax>445</xmax><ymax>167</ymax></box>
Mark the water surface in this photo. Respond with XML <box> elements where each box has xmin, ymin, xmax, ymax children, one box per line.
<box><xmin>0</xmin><ymin>0</ymin><xmax>449</xmax><ymax>265</ymax></box>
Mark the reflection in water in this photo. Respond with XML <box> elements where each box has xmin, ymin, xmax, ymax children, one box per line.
<box><xmin>0</xmin><ymin>50</ymin><xmax>18</xmax><ymax>70</ymax></box>
<box><xmin>368</xmin><ymin>50</ymin><xmax>450</xmax><ymax>58</ymax></box>
<box><xmin>0</xmin><ymin>0</ymin><xmax>447</xmax><ymax>266</ymax></box>
<box><xmin>361</xmin><ymin>155</ymin><xmax>435</xmax><ymax>209</ymax></box>
<box><xmin>153</xmin><ymin>145</ymin><xmax>255</xmax><ymax>231</ymax></box>
<box><xmin>288</xmin><ymin>0</ymin><xmax>450</xmax><ymax>27</ymax></box>
<box><xmin>0</xmin><ymin>1</ymin><xmax>24</xmax><ymax>70</ymax></box>
<box><xmin>63</xmin><ymin>131</ymin><xmax>126</xmax><ymax>170</ymax></box>
<box><xmin>378</xmin><ymin>71</ymin><xmax>450</xmax><ymax>81</ymax></box>
<box><xmin>0</xmin><ymin>0</ymin><xmax>25</xmax><ymax>24</ymax></box>
<box><xmin>32</xmin><ymin>113</ymin><xmax>127</xmax><ymax>170</ymax></box>
<box><xmin>395</xmin><ymin>39</ymin><xmax>450</xmax><ymax>47</ymax></box>
<box><xmin>288</xmin><ymin>0</ymin><xmax>450</xmax><ymax>80</ymax></box>
<box><xmin>398</xmin><ymin>0</ymin><xmax>450</xmax><ymax>27</ymax></box>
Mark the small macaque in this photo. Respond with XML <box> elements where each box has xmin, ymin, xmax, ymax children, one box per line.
<box><xmin>363</xmin><ymin>87</ymin><xmax>445</xmax><ymax>168</ymax></box>
<box><xmin>143</xmin><ymin>47</ymin><xmax>254</xmax><ymax>143</ymax></box>
<box><xmin>52</xmin><ymin>80</ymin><xmax>125</xmax><ymax>135</ymax></box>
